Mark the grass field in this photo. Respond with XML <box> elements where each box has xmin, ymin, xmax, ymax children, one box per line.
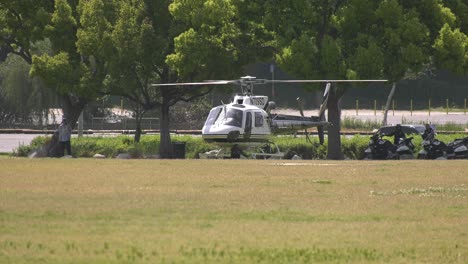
<box><xmin>1</xmin><ymin>158</ymin><xmax>467</xmax><ymax>263</ymax></box>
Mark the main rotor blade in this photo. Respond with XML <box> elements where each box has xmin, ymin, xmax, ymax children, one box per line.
<box><xmin>151</xmin><ymin>80</ymin><xmax>236</xmax><ymax>87</ymax></box>
<box><xmin>151</xmin><ymin>78</ymin><xmax>387</xmax><ymax>87</ymax></box>
<box><xmin>267</xmin><ymin>79</ymin><xmax>387</xmax><ymax>83</ymax></box>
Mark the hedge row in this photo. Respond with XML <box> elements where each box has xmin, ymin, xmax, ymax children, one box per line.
<box><xmin>13</xmin><ymin>134</ymin><xmax>467</xmax><ymax>159</ymax></box>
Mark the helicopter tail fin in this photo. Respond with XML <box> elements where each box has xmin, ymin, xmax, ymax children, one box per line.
<box><xmin>318</xmin><ymin>83</ymin><xmax>331</xmax><ymax>118</ymax></box>
<box><xmin>296</xmin><ymin>97</ymin><xmax>305</xmax><ymax>117</ymax></box>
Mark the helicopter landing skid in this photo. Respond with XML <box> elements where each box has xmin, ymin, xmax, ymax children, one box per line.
<box><xmin>199</xmin><ymin>141</ymin><xmax>284</xmax><ymax>160</ymax></box>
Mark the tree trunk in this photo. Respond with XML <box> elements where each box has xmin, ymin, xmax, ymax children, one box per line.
<box><xmin>382</xmin><ymin>82</ymin><xmax>397</xmax><ymax>126</ymax></box>
<box><xmin>326</xmin><ymin>85</ymin><xmax>345</xmax><ymax>160</ymax></box>
<box><xmin>159</xmin><ymin>102</ymin><xmax>172</xmax><ymax>159</ymax></box>
<box><xmin>134</xmin><ymin>112</ymin><xmax>142</xmax><ymax>143</ymax></box>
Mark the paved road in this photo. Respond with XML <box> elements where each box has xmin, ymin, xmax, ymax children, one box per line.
<box><xmin>0</xmin><ymin>133</ymin><xmax>130</xmax><ymax>153</ymax></box>
<box><xmin>341</xmin><ymin>109</ymin><xmax>468</xmax><ymax>125</ymax></box>
<box><xmin>0</xmin><ymin>134</ymin><xmax>47</xmax><ymax>153</ymax></box>
<box><xmin>279</xmin><ymin>109</ymin><xmax>468</xmax><ymax>125</ymax></box>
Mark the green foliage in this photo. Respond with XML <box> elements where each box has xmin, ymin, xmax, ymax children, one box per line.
<box><xmin>30</xmin><ymin>52</ymin><xmax>74</xmax><ymax>91</ymax></box>
<box><xmin>46</xmin><ymin>0</ymin><xmax>77</xmax><ymax>52</ymax></box>
<box><xmin>0</xmin><ymin>0</ymin><xmax>54</xmax><ymax>63</ymax></box>
<box><xmin>0</xmin><ymin>54</ymin><xmax>55</xmax><ymax>124</ymax></box>
<box><xmin>12</xmin><ymin>136</ymin><xmax>50</xmax><ymax>157</ymax></box>
<box><xmin>276</xmin><ymin>34</ymin><xmax>319</xmax><ymax>79</ymax></box>
<box><xmin>433</xmin><ymin>24</ymin><xmax>468</xmax><ymax>75</ymax></box>
<box><xmin>341</xmin><ymin>117</ymin><xmax>382</xmax><ymax>131</ymax></box>
<box><xmin>342</xmin><ymin>135</ymin><xmax>371</xmax><ymax>160</ymax></box>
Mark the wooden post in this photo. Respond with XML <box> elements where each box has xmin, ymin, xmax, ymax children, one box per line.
<box><xmin>446</xmin><ymin>98</ymin><xmax>449</xmax><ymax>115</ymax></box>
<box><xmin>429</xmin><ymin>99</ymin><xmax>431</xmax><ymax>116</ymax></box>
<box><xmin>374</xmin><ymin>100</ymin><xmax>377</xmax><ymax>116</ymax></box>
<box><xmin>356</xmin><ymin>99</ymin><xmax>359</xmax><ymax>115</ymax></box>
<box><xmin>410</xmin><ymin>98</ymin><xmax>413</xmax><ymax>116</ymax></box>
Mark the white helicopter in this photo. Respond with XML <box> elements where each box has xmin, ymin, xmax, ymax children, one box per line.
<box><xmin>152</xmin><ymin>76</ymin><xmax>386</xmax><ymax>158</ymax></box>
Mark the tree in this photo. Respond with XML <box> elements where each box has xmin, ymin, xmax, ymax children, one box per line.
<box><xmin>0</xmin><ymin>53</ymin><xmax>55</xmax><ymax>127</ymax></box>
<box><xmin>164</xmin><ymin>0</ymin><xmax>276</xmax><ymax>154</ymax></box>
<box><xmin>0</xmin><ymin>0</ymin><xmax>53</xmax><ymax>64</ymax></box>
<box><xmin>0</xmin><ymin>1</ymin><xmax>61</xmax><ymax>128</ymax></box>
<box><xmin>1</xmin><ymin>0</ymin><xmax>105</xmax><ymax>156</ymax></box>
<box><xmin>76</xmin><ymin>0</ymin><xmax>215</xmax><ymax>158</ymax></box>
<box><xmin>433</xmin><ymin>24</ymin><xmax>468</xmax><ymax>75</ymax></box>
<box><xmin>371</xmin><ymin>1</ymin><xmax>430</xmax><ymax>126</ymax></box>
<box><xmin>262</xmin><ymin>0</ymin><xmax>372</xmax><ymax>159</ymax></box>
<box><xmin>263</xmin><ymin>0</ymin><xmax>468</xmax><ymax>159</ymax></box>
<box><xmin>0</xmin><ymin>0</ymin><xmax>55</xmax><ymax>125</ymax></box>
<box><xmin>90</xmin><ymin>0</ymin><xmax>272</xmax><ymax>158</ymax></box>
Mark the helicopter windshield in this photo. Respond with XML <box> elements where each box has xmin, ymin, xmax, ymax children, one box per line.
<box><xmin>214</xmin><ymin>108</ymin><xmax>243</xmax><ymax>128</ymax></box>
<box><xmin>204</xmin><ymin>107</ymin><xmax>222</xmax><ymax>126</ymax></box>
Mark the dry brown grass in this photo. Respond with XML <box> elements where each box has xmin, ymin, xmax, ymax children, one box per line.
<box><xmin>0</xmin><ymin>158</ymin><xmax>467</xmax><ymax>263</ymax></box>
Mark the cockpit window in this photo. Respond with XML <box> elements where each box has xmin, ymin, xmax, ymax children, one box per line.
<box><xmin>213</xmin><ymin>108</ymin><xmax>243</xmax><ymax>128</ymax></box>
<box><xmin>255</xmin><ymin>112</ymin><xmax>263</xmax><ymax>127</ymax></box>
<box><xmin>224</xmin><ymin>108</ymin><xmax>243</xmax><ymax>128</ymax></box>
<box><xmin>204</xmin><ymin>107</ymin><xmax>222</xmax><ymax>126</ymax></box>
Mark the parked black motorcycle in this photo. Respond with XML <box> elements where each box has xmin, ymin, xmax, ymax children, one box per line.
<box><xmin>364</xmin><ymin>134</ymin><xmax>416</xmax><ymax>160</ymax></box>
<box><xmin>418</xmin><ymin>139</ymin><xmax>447</xmax><ymax>159</ymax></box>
<box><xmin>446</xmin><ymin>137</ymin><xmax>468</xmax><ymax>159</ymax></box>
<box><xmin>364</xmin><ymin>134</ymin><xmax>396</xmax><ymax>160</ymax></box>
<box><xmin>394</xmin><ymin>137</ymin><xmax>415</xmax><ymax>159</ymax></box>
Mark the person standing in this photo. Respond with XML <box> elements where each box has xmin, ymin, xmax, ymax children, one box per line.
<box><xmin>58</xmin><ymin>117</ymin><xmax>72</xmax><ymax>156</ymax></box>
<box><xmin>422</xmin><ymin>123</ymin><xmax>435</xmax><ymax>141</ymax></box>
<box><xmin>385</xmin><ymin>124</ymin><xmax>406</xmax><ymax>145</ymax></box>
<box><xmin>230</xmin><ymin>144</ymin><xmax>248</xmax><ymax>159</ymax></box>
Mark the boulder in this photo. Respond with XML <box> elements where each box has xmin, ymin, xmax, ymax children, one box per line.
<box><xmin>93</xmin><ymin>154</ymin><xmax>106</xmax><ymax>159</ymax></box>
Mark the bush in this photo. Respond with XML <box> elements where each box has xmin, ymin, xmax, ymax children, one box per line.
<box><xmin>13</xmin><ymin>136</ymin><xmax>51</xmax><ymax>157</ymax></box>
<box><xmin>342</xmin><ymin>135</ymin><xmax>370</xmax><ymax>160</ymax></box>
<box><xmin>274</xmin><ymin>136</ymin><xmax>327</xmax><ymax>159</ymax></box>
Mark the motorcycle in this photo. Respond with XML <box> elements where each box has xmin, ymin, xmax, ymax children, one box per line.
<box><xmin>418</xmin><ymin>139</ymin><xmax>447</xmax><ymax>159</ymax></box>
<box><xmin>364</xmin><ymin>134</ymin><xmax>396</xmax><ymax>160</ymax></box>
<box><xmin>394</xmin><ymin>137</ymin><xmax>415</xmax><ymax>159</ymax></box>
<box><xmin>446</xmin><ymin>137</ymin><xmax>468</xmax><ymax>159</ymax></box>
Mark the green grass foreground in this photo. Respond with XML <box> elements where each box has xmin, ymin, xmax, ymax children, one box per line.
<box><xmin>1</xmin><ymin>158</ymin><xmax>467</xmax><ymax>263</ymax></box>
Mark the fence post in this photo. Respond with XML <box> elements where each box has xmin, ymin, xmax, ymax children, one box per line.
<box><xmin>374</xmin><ymin>100</ymin><xmax>377</xmax><ymax>116</ymax></box>
<box><xmin>356</xmin><ymin>99</ymin><xmax>359</xmax><ymax>115</ymax></box>
<box><xmin>410</xmin><ymin>98</ymin><xmax>413</xmax><ymax>116</ymax></box>
<box><xmin>446</xmin><ymin>98</ymin><xmax>449</xmax><ymax>115</ymax></box>
<box><xmin>428</xmin><ymin>99</ymin><xmax>431</xmax><ymax>116</ymax></box>
<box><xmin>392</xmin><ymin>100</ymin><xmax>395</xmax><ymax>116</ymax></box>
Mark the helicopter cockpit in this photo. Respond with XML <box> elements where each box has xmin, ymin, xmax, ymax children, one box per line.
<box><xmin>204</xmin><ymin>106</ymin><xmax>244</xmax><ymax>128</ymax></box>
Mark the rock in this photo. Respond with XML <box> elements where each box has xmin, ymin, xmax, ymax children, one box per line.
<box><xmin>28</xmin><ymin>147</ymin><xmax>47</xmax><ymax>158</ymax></box>
<box><xmin>291</xmin><ymin>154</ymin><xmax>302</xmax><ymax>160</ymax></box>
<box><xmin>116</xmin><ymin>153</ymin><xmax>131</xmax><ymax>159</ymax></box>
<box><xmin>93</xmin><ymin>154</ymin><xmax>106</xmax><ymax>159</ymax></box>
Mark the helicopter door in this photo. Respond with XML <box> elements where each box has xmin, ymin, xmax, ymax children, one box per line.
<box><xmin>244</xmin><ymin>112</ymin><xmax>252</xmax><ymax>139</ymax></box>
